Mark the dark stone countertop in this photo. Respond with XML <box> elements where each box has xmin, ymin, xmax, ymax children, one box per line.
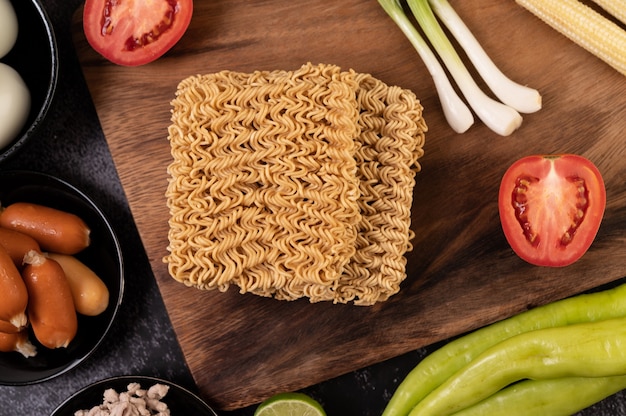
<box><xmin>0</xmin><ymin>1</ymin><xmax>624</xmax><ymax>415</ymax></box>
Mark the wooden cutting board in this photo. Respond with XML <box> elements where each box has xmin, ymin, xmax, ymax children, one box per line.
<box><xmin>71</xmin><ymin>0</ymin><xmax>626</xmax><ymax>410</ymax></box>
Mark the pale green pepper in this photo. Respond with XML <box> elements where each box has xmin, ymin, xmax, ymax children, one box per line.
<box><xmin>409</xmin><ymin>316</ymin><xmax>626</xmax><ymax>416</ymax></box>
<box><xmin>451</xmin><ymin>375</ymin><xmax>626</xmax><ymax>416</ymax></box>
<box><xmin>382</xmin><ymin>282</ymin><xmax>626</xmax><ymax>416</ymax></box>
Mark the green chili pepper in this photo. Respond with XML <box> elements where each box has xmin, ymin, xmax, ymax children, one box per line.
<box><xmin>382</xmin><ymin>282</ymin><xmax>626</xmax><ymax>416</ymax></box>
<box><xmin>451</xmin><ymin>375</ymin><xmax>626</xmax><ymax>416</ymax></box>
<box><xmin>408</xmin><ymin>316</ymin><xmax>626</xmax><ymax>416</ymax></box>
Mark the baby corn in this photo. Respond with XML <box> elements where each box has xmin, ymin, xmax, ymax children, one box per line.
<box><xmin>517</xmin><ymin>0</ymin><xmax>626</xmax><ymax>76</ymax></box>
<box><xmin>592</xmin><ymin>0</ymin><xmax>626</xmax><ymax>25</ymax></box>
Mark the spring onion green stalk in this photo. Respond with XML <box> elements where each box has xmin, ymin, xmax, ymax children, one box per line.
<box><xmin>406</xmin><ymin>0</ymin><xmax>523</xmax><ymax>136</ymax></box>
<box><xmin>428</xmin><ymin>0</ymin><xmax>542</xmax><ymax>113</ymax></box>
<box><xmin>377</xmin><ymin>0</ymin><xmax>474</xmax><ymax>133</ymax></box>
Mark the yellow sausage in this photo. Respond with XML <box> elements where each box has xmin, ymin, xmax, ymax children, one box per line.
<box><xmin>0</xmin><ymin>202</ymin><xmax>90</xmax><ymax>254</ymax></box>
<box><xmin>0</xmin><ymin>245</ymin><xmax>28</xmax><ymax>331</ymax></box>
<box><xmin>0</xmin><ymin>226</ymin><xmax>41</xmax><ymax>268</ymax></box>
<box><xmin>22</xmin><ymin>250</ymin><xmax>77</xmax><ymax>349</ymax></box>
<box><xmin>0</xmin><ymin>330</ymin><xmax>37</xmax><ymax>357</ymax></box>
<box><xmin>47</xmin><ymin>253</ymin><xmax>109</xmax><ymax>316</ymax></box>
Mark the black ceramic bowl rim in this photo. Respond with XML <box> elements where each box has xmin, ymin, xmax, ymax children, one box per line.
<box><xmin>50</xmin><ymin>375</ymin><xmax>218</xmax><ymax>416</ymax></box>
<box><xmin>0</xmin><ymin>0</ymin><xmax>59</xmax><ymax>164</ymax></box>
<box><xmin>0</xmin><ymin>170</ymin><xmax>124</xmax><ymax>385</ymax></box>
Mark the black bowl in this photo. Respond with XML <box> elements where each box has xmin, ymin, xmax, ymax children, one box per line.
<box><xmin>50</xmin><ymin>376</ymin><xmax>218</xmax><ymax>416</ymax></box>
<box><xmin>0</xmin><ymin>170</ymin><xmax>124</xmax><ymax>384</ymax></box>
<box><xmin>0</xmin><ymin>0</ymin><xmax>58</xmax><ymax>163</ymax></box>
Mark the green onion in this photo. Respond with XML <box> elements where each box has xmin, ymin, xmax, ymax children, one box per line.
<box><xmin>406</xmin><ymin>0</ymin><xmax>523</xmax><ymax>136</ymax></box>
<box><xmin>378</xmin><ymin>0</ymin><xmax>542</xmax><ymax>135</ymax></box>
<box><xmin>428</xmin><ymin>0</ymin><xmax>542</xmax><ymax>113</ymax></box>
<box><xmin>377</xmin><ymin>0</ymin><xmax>475</xmax><ymax>133</ymax></box>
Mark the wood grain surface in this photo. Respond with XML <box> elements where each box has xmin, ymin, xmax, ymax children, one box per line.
<box><xmin>71</xmin><ymin>0</ymin><xmax>626</xmax><ymax>410</ymax></box>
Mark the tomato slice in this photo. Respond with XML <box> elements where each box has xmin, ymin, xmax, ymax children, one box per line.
<box><xmin>83</xmin><ymin>0</ymin><xmax>193</xmax><ymax>66</ymax></box>
<box><xmin>498</xmin><ymin>154</ymin><xmax>606</xmax><ymax>267</ymax></box>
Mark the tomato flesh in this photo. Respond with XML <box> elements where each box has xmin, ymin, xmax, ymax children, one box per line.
<box><xmin>83</xmin><ymin>0</ymin><xmax>193</xmax><ymax>66</ymax></box>
<box><xmin>498</xmin><ymin>155</ymin><xmax>605</xmax><ymax>267</ymax></box>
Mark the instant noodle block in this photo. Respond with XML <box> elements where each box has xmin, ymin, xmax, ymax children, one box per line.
<box><xmin>164</xmin><ymin>62</ymin><xmax>426</xmax><ymax>305</ymax></box>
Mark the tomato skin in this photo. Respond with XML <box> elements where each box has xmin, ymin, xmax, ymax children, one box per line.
<box><xmin>498</xmin><ymin>154</ymin><xmax>606</xmax><ymax>267</ymax></box>
<box><xmin>83</xmin><ymin>0</ymin><xmax>193</xmax><ymax>66</ymax></box>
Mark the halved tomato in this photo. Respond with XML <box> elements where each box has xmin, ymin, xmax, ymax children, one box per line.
<box><xmin>498</xmin><ymin>154</ymin><xmax>606</xmax><ymax>267</ymax></box>
<box><xmin>83</xmin><ymin>0</ymin><xmax>193</xmax><ymax>66</ymax></box>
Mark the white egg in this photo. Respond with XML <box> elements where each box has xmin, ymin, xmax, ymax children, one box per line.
<box><xmin>0</xmin><ymin>63</ymin><xmax>31</xmax><ymax>150</ymax></box>
<box><xmin>0</xmin><ymin>0</ymin><xmax>19</xmax><ymax>59</ymax></box>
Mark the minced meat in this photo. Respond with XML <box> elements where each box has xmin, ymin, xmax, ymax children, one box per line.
<box><xmin>74</xmin><ymin>382</ymin><xmax>171</xmax><ymax>416</ymax></box>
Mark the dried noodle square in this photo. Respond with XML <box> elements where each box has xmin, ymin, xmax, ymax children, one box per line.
<box><xmin>276</xmin><ymin>73</ymin><xmax>427</xmax><ymax>305</ymax></box>
<box><xmin>164</xmin><ymin>63</ymin><xmax>362</xmax><ymax>300</ymax></box>
<box><xmin>329</xmin><ymin>73</ymin><xmax>426</xmax><ymax>305</ymax></box>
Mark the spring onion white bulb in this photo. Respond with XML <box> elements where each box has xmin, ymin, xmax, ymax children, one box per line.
<box><xmin>378</xmin><ymin>0</ymin><xmax>474</xmax><ymax>133</ymax></box>
<box><xmin>406</xmin><ymin>0</ymin><xmax>523</xmax><ymax>136</ymax></box>
<box><xmin>428</xmin><ymin>0</ymin><xmax>542</xmax><ymax>114</ymax></box>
